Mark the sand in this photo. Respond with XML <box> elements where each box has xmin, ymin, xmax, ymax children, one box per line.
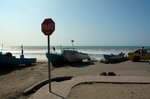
<box><xmin>0</xmin><ymin>60</ymin><xmax>150</xmax><ymax>99</ymax></box>
<box><xmin>52</xmin><ymin>61</ymin><xmax>150</xmax><ymax>77</ymax></box>
<box><xmin>67</xmin><ymin>83</ymin><xmax>150</xmax><ymax>99</ymax></box>
<box><xmin>0</xmin><ymin>62</ymin><xmax>48</xmax><ymax>99</ymax></box>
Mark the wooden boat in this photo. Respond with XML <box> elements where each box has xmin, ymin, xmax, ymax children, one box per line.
<box><xmin>61</xmin><ymin>50</ymin><xmax>90</xmax><ymax>62</ymax></box>
<box><xmin>0</xmin><ymin>46</ymin><xmax>36</xmax><ymax>66</ymax></box>
<box><xmin>46</xmin><ymin>50</ymin><xmax>90</xmax><ymax>64</ymax></box>
<box><xmin>46</xmin><ymin>53</ymin><xmax>64</xmax><ymax>66</ymax></box>
<box><xmin>60</xmin><ymin>40</ymin><xmax>90</xmax><ymax>63</ymax></box>
<box><xmin>0</xmin><ymin>52</ymin><xmax>36</xmax><ymax>66</ymax></box>
<box><xmin>102</xmin><ymin>52</ymin><xmax>126</xmax><ymax>63</ymax></box>
<box><xmin>46</xmin><ymin>40</ymin><xmax>91</xmax><ymax>64</ymax></box>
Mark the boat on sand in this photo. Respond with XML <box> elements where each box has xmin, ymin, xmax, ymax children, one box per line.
<box><xmin>102</xmin><ymin>52</ymin><xmax>126</xmax><ymax>63</ymax></box>
<box><xmin>0</xmin><ymin>45</ymin><xmax>36</xmax><ymax>66</ymax></box>
<box><xmin>46</xmin><ymin>53</ymin><xmax>64</xmax><ymax>66</ymax></box>
<box><xmin>62</xmin><ymin>49</ymin><xmax>90</xmax><ymax>63</ymax></box>
<box><xmin>61</xmin><ymin>40</ymin><xmax>90</xmax><ymax>63</ymax></box>
<box><xmin>46</xmin><ymin>40</ymin><xmax>91</xmax><ymax>64</ymax></box>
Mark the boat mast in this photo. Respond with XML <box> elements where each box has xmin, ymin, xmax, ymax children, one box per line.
<box><xmin>20</xmin><ymin>45</ymin><xmax>24</xmax><ymax>59</ymax></box>
<box><xmin>71</xmin><ymin>40</ymin><xmax>75</xmax><ymax>51</ymax></box>
<box><xmin>1</xmin><ymin>44</ymin><xmax>3</xmax><ymax>52</ymax></box>
<box><xmin>60</xmin><ymin>45</ymin><xmax>62</xmax><ymax>52</ymax></box>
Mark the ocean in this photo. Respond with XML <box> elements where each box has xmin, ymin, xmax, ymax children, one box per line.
<box><xmin>1</xmin><ymin>46</ymin><xmax>149</xmax><ymax>61</ymax></box>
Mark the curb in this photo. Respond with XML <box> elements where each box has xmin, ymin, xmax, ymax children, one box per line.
<box><xmin>23</xmin><ymin>76</ymin><xmax>73</xmax><ymax>95</ymax></box>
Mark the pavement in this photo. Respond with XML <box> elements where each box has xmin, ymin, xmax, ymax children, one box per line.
<box><xmin>28</xmin><ymin>75</ymin><xmax>150</xmax><ymax>99</ymax></box>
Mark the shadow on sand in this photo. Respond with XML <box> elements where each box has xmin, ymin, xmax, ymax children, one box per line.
<box><xmin>23</xmin><ymin>76</ymin><xmax>73</xmax><ymax>96</ymax></box>
<box><xmin>68</xmin><ymin>61</ymin><xmax>94</xmax><ymax>68</ymax></box>
<box><xmin>135</xmin><ymin>60</ymin><xmax>149</xmax><ymax>63</ymax></box>
<box><xmin>0</xmin><ymin>67</ymin><xmax>13</xmax><ymax>76</ymax></box>
<box><xmin>51</xmin><ymin>60</ymin><xmax>94</xmax><ymax>68</ymax></box>
<box><xmin>51</xmin><ymin>92</ymin><xmax>66</xmax><ymax>99</ymax></box>
<box><xmin>101</xmin><ymin>58</ymin><xmax>129</xmax><ymax>64</ymax></box>
<box><xmin>0</xmin><ymin>64</ymin><xmax>36</xmax><ymax>76</ymax></box>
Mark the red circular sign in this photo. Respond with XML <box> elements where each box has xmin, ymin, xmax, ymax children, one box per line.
<box><xmin>41</xmin><ymin>18</ymin><xmax>55</xmax><ymax>35</ymax></box>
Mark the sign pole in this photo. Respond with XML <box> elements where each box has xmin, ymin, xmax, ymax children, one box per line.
<box><xmin>47</xmin><ymin>35</ymin><xmax>51</xmax><ymax>92</ymax></box>
<box><xmin>41</xmin><ymin>18</ymin><xmax>55</xmax><ymax>93</ymax></box>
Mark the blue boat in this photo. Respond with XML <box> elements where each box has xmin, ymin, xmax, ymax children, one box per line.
<box><xmin>103</xmin><ymin>52</ymin><xmax>126</xmax><ymax>63</ymax></box>
<box><xmin>0</xmin><ymin>46</ymin><xmax>36</xmax><ymax>66</ymax></box>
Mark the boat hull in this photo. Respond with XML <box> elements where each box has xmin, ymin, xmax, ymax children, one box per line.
<box><xmin>103</xmin><ymin>53</ymin><xmax>126</xmax><ymax>63</ymax></box>
<box><xmin>46</xmin><ymin>53</ymin><xmax>64</xmax><ymax>66</ymax></box>
<box><xmin>0</xmin><ymin>53</ymin><xmax>36</xmax><ymax>66</ymax></box>
<box><xmin>62</xmin><ymin>50</ymin><xmax>90</xmax><ymax>63</ymax></box>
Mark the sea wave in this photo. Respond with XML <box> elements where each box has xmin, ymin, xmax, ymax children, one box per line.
<box><xmin>0</xmin><ymin>46</ymin><xmax>147</xmax><ymax>61</ymax></box>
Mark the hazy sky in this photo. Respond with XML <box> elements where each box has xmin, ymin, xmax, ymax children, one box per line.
<box><xmin>0</xmin><ymin>0</ymin><xmax>150</xmax><ymax>46</ymax></box>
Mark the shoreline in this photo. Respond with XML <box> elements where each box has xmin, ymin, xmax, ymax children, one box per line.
<box><xmin>1</xmin><ymin>45</ymin><xmax>146</xmax><ymax>62</ymax></box>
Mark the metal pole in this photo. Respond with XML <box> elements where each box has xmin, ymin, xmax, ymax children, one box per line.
<box><xmin>71</xmin><ymin>40</ymin><xmax>74</xmax><ymax>51</ymax></box>
<box><xmin>47</xmin><ymin>35</ymin><xmax>51</xmax><ymax>92</ymax></box>
<box><xmin>1</xmin><ymin>44</ymin><xmax>3</xmax><ymax>52</ymax></box>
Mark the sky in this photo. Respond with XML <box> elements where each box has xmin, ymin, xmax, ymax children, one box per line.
<box><xmin>0</xmin><ymin>0</ymin><xmax>150</xmax><ymax>46</ymax></box>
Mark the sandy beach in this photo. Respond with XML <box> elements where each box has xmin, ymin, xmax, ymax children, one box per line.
<box><xmin>0</xmin><ymin>62</ymin><xmax>48</xmax><ymax>99</ymax></box>
<box><xmin>67</xmin><ymin>83</ymin><xmax>150</xmax><ymax>99</ymax></box>
<box><xmin>0</xmin><ymin>60</ymin><xmax>150</xmax><ymax>99</ymax></box>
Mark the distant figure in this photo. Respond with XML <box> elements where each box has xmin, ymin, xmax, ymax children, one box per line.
<box><xmin>141</xmin><ymin>46</ymin><xmax>145</xmax><ymax>53</ymax></box>
<box><xmin>21</xmin><ymin>45</ymin><xmax>24</xmax><ymax>55</ymax></box>
<box><xmin>71</xmin><ymin>40</ymin><xmax>74</xmax><ymax>43</ymax></box>
<box><xmin>53</xmin><ymin>47</ymin><xmax>55</xmax><ymax>51</ymax></box>
<box><xmin>20</xmin><ymin>45</ymin><xmax>24</xmax><ymax>59</ymax></box>
<box><xmin>71</xmin><ymin>40</ymin><xmax>75</xmax><ymax>51</ymax></box>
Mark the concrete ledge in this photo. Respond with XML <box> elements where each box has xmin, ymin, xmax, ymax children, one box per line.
<box><xmin>23</xmin><ymin>76</ymin><xmax>73</xmax><ymax>95</ymax></box>
<box><xmin>28</xmin><ymin>76</ymin><xmax>150</xmax><ymax>99</ymax></box>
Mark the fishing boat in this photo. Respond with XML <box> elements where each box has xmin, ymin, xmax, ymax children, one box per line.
<box><xmin>46</xmin><ymin>49</ymin><xmax>90</xmax><ymax>64</ymax></box>
<box><xmin>46</xmin><ymin>53</ymin><xmax>64</xmax><ymax>66</ymax></box>
<box><xmin>102</xmin><ymin>52</ymin><xmax>126</xmax><ymax>63</ymax></box>
<box><xmin>0</xmin><ymin>45</ymin><xmax>36</xmax><ymax>66</ymax></box>
<box><xmin>46</xmin><ymin>40</ymin><xmax>91</xmax><ymax>64</ymax></box>
<box><xmin>61</xmin><ymin>40</ymin><xmax>90</xmax><ymax>63</ymax></box>
<box><xmin>62</xmin><ymin>50</ymin><xmax>90</xmax><ymax>62</ymax></box>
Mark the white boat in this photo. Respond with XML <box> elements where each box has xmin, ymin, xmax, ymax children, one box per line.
<box><xmin>61</xmin><ymin>40</ymin><xmax>90</xmax><ymax>63</ymax></box>
<box><xmin>62</xmin><ymin>50</ymin><xmax>90</xmax><ymax>62</ymax></box>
